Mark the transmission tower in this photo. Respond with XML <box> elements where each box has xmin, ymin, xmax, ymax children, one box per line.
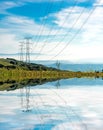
<box><xmin>56</xmin><ymin>60</ymin><xmax>60</xmax><ymax>70</ymax></box>
<box><xmin>19</xmin><ymin>38</ymin><xmax>32</xmax><ymax>112</ymax></box>
<box><xmin>19</xmin><ymin>41</ymin><xmax>24</xmax><ymax>61</ymax></box>
<box><xmin>25</xmin><ymin>86</ymin><xmax>31</xmax><ymax>112</ymax></box>
<box><xmin>55</xmin><ymin>60</ymin><xmax>61</xmax><ymax>88</ymax></box>
<box><xmin>21</xmin><ymin>37</ymin><xmax>32</xmax><ymax>112</ymax></box>
<box><xmin>55</xmin><ymin>80</ymin><xmax>60</xmax><ymax>89</ymax></box>
<box><xmin>24</xmin><ymin>37</ymin><xmax>32</xmax><ymax>63</ymax></box>
<box><xmin>19</xmin><ymin>42</ymin><xmax>24</xmax><ymax>112</ymax></box>
<box><xmin>20</xmin><ymin>86</ymin><xmax>31</xmax><ymax>112</ymax></box>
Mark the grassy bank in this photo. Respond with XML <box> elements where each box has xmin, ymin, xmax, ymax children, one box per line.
<box><xmin>0</xmin><ymin>68</ymin><xmax>103</xmax><ymax>82</ymax></box>
<box><xmin>1</xmin><ymin>58</ymin><xmax>103</xmax><ymax>91</ymax></box>
<box><xmin>0</xmin><ymin>58</ymin><xmax>103</xmax><ymax>83</ymax></box>
<box><xmin>0</xmin><ymin>69</ymin><xmax>103</xmax><ymax>91</ymax></box>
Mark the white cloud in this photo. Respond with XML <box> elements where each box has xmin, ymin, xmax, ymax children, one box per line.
<box><xmin>54</xmin><ymin>6</ymin><xmax>90</xmax><ymax>29</ymax></box>
<box><xmin>29</xmin><ymin>40</ymin><xmax>103</xmax><ymax>63</ymax></box>
<box><xmin>0</xmin><ymin>15</ymin><xmax>66</xmax><ymax>36</ymax></box>
<box><xmin>0</xmin><ymin>15</ymin><xmax>66</xmax><ymax>57</ymax></box>
<box><xmin>94</xmin><ymin>0</ymin><xmax>103</xmax><ymax>6</ymax></box>
<box><xmin>0</xmin><ymin>1</ymin><xmax>23</xmax><ymax>15</ymax></box>
<box><xmin>0</xmin><ymin>0</ymin><xmax>89</xmax><ymax>15</ymax></box>
<box><xmin>0</xmin><ymin>33</ymin><xmax>18</xmax><ymax>53</ymax></box>
<box><xmin>2</xmin><ymin>15</ymin><xmax>35</xmax><ymax>25</ymax></box>
<box><xmin>0</xmin><ymin>0</ymin><xmax>68</xmax><ymax>15</ymax></box>
<box><xmin>40</xmin><ymin>4</ymin><xmax>102</xmax><ymax>62</ymax></box>
<box><xmin>80</xmin><ymin>6</ymin><xmax>103</xmax><ymax>45</ymax></box>
<box><xmin>1</xmin><ymin>0</ymin><xmax>103</xmax><ymax>63</ymax></box>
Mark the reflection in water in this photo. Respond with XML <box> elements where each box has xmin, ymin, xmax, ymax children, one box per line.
<box><xmin>25</xmin><ymin>86</ymin><xmax>31</xmax><ymax>112</ymax></box>
<box><xmin>55</xmin><ymin>80</ymin><xmax>60</xmax><ymax>89</ymax></box>
<box><xmin>20</xmin><ymin>88</ymin><xmax>23</xmax><ymax>111</ymax></box>
<box><xmin>1</xmin><ymin>77</ymin><xmax>103</xmax><ymax>91</ymax></box>
<box><xmin>0</xmin><ymin>78</ymin><xmax>103</xmax><ymax>130</ymax></box>
<box><xmin>20</xmin><ymin>86</ymin><xmax>31</xmax><ymax>112</ymax></box>
<box><xmin>50</xmin><ymin>89</ymin><xmax>88</xmax><ymax>130</ymax></box>
<box><xmin>0</xmin><ymin>78</ymin><xmax>59</xmax><ymax>91</ymax></box>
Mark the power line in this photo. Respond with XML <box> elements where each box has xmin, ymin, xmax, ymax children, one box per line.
<box><xmin>34</xmin><ymin>0</ymin><xmax>79</xmax><ymax>58</ymax></box>
<box><xmin>33</xmin><ymin>0</ymin><xmax>65</xmax><ymax>60</ymax></box>
<box><xmin>51</xmin><ymin>89</ymin><xmax>88</xmax><ymax>130</ymax></box>
<box><xmin>31</xmin><ymin>0</ymin><xmax>54</xmax><ymax>54</ymax></box>
<box><xmin>45</xmin><ymin>4</ymin><xmax>84</xmax><ymax>53</ymax></box>
<box><xmin>34</xmin><ymin>0</ymin><xmax>101</xmax><ymax>61</ymax></box>
<box><xmin>31</xmin><ymin>0</ymin><xmax>78</xmax><ymax>60</ymax></box>
<box><xmin>47</xmin><ymin>6</ymin><xmax>86</xmax><ymax>60</ymax></box>
<box><xmin>49</xmin><ymin>1</ymin><xmax>101</xmax><ymax>60</ymax></box>
<box><xmin>35</xmin><ymin>4</ymin><xmax>85</xmax><ymax>61</ymax></box>
<box><xmin>48</xmin><ymin>7</ymin><xmax>86</xmax><ymax>59</ymax></box>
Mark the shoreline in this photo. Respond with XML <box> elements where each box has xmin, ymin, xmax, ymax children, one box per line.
<box><xmin>0</xmin><ymin>68</ymin><xmax>102</xmax><ymax>82</ymax></box>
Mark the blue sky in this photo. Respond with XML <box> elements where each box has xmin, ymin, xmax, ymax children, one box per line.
<box><xmin>0</xmin><ymin>0</ymin><xmax>103</xmax><ymax>63</ymax></box>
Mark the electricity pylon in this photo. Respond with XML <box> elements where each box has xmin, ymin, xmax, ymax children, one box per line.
<box><xmin>24</xmin><ymin>37</ymin><xmax>31</xmax><ymax>112</ymax></box>
<box><xmin>19</xmin><ymin>41</ymin><xmax>24</xmax><ymax>61</ymax></box>
<box><xmin>55</xmin><ymin>80</ymin><xmax>60</xmax><ymax>89</ymax></box>
<box><xmin>55</xmin><ymin>60</ymin><xmax>61</xmax><ymax>88</ymax></box>
<box><xmin>25</xmin><ymin>85</ymin><xmax>31</xmax><ymax>112</ymax></box>
<box><xmin>56</xmin><ymin>60</ymin><xmax>60</xmax><ymax>70</ymax></box>
<box><xmin>19</xmin><ymin>37</ymin><xmax>32</xmax><ymax>112</ymax></box>
<box><xmin>24</xmin><ymin>37</ymin><xmax>32</xmax><ymax>63</ymax></box>
<box><xmin>19</xmin><ymin>42</ymin><xmax>24</xmax><ymax>111</ymax></box>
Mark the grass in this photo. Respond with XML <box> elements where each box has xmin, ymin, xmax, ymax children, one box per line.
<box><xmin>0</xmin><ymin>58</ymin><xmax>12</xmax><ymax>66</ymax></box>
<box><xmin>0</xmin><ymin>68</ymin><xmax>103</xmax><ymax>82</ymax></box>
<box><xmin>1</xmin><ymin>58</ymin><xmax>103</xmax><ymax>91</ymax></box>
<box><xmin>0</xmin><ymin>68</ymin><xmax>103</xmax><ymax>91</ymax></box>
<box><xmin>0</xmin><ymin>58</ymin><xmax>103</xmax><ymax>90</ymax></box>
<box><xmin>0</xmin><ymin>83</ymin><xmax>13</xmax><ymax>91</ymax></box>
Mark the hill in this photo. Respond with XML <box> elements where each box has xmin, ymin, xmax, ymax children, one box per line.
<box><xmin>0</xmin><ymin>58</ymin><xmax>58</xmax><ymax>71</ymax></box>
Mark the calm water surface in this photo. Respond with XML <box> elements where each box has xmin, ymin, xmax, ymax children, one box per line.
<box><xmin>0</xmin><ymin>78</ymin><xmax>103</xmax><ymax>130</ymax></box>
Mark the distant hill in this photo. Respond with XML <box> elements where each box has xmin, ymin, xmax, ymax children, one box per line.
<box><xmin>0</xmin><ymin>58</ymin><xmax>58</xmax><ymax>71</ymax></box>
<box><xmin>31</xmin><ymin>60</ymin><xmax>103</xmax><ymax>71</ymax></box>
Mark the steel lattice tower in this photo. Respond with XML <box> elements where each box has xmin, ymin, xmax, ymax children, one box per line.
<box><xmin>19</xmin><ymin>38</ymin><xmax>32</xmax><ymax>112</ymax></box>
<box><xmin>19</xmin><ymin>41</ymin><xmax>24</xmax><ymax>61</ymax></box>
<box><xmin>25</xmin><ymin>37</ymin><xmax>32</xmax><ymax>63</ymax></box>
<box><xmin>56</xmin><ymin>60</ymin><xmax>60</xmax><ymax>70</ymax></box>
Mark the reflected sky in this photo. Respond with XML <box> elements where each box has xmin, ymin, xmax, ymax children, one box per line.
<box><xmin>0</xmin><ymin>78</ymin><xmax>103</xmax><ymax>130</ymax></box>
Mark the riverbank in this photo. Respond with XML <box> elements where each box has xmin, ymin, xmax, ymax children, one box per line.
<box><xmin>0</xmin><ymin>58</ymin><xmax>103</xmax><ymax>82</ymax></box>
<box><xmin>0</xmin><ymin>68</ymin><xmax>103</xmax><ymax>82</ymax></box>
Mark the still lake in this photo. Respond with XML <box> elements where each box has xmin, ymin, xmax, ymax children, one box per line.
<box><xmin>0</xmin><ymin>64</ymin><xmax>103</xmax><ymax>130</ymax></box>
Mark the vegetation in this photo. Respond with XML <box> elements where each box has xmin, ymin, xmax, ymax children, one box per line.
<box><xmin>0</xmin><ymin>78</ymin><xmax>59</xmax><ymax>91</ymax></box>
<box><xmin>0</xmin><ymin>58</ymin><xmax>103</xmax><ymax>91</ymax></box>
<box><xmin>0</xmin><ymin>58</ymin><xmax>58</xmax><ymax>71</ymax></box>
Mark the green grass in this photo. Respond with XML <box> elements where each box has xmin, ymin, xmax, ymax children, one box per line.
<box><xmin>0</xmin><ymin>68</ymin><xmax>103</xmax><ymax>82</ymax></box>
<box><xmin>0</xmin><ymin>58</ymin><xmax>103</xmax><ymax>84</ymax></box>
<box><xmin>0</xmin><ymin>58</ymin><xmax>12</xmax><ymax>66</ymax></box>
<box><xmin>0</xmin><ymin>68</ymin><xmax>103</xmax><ymax>91</ymax></box>
<box><xmin>0</xmin><ymin>83</ymin><xmax>13</xmax><ymax>91</ymax></box>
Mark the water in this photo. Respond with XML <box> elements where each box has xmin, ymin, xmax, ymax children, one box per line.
<box><xmin>0</xmin><ymin>77</ymin><xmax>103</xmax><ymax>130</ymax></box>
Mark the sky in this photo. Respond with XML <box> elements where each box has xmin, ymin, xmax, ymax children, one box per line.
<box><xmin>0</xmin><ymin>0</ymin><xmax>103</xmax><ymax>63</ymax></box>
